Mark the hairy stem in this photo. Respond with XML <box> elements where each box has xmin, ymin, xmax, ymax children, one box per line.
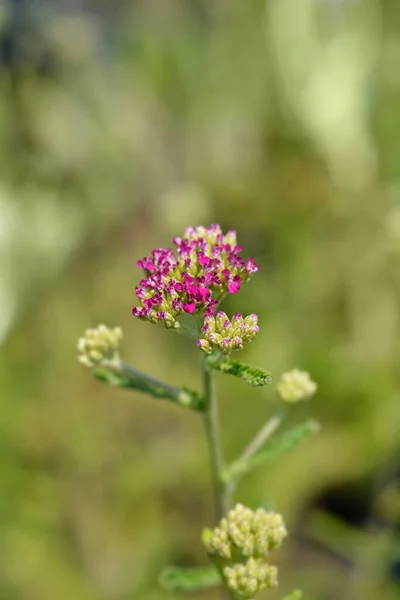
<box><xmin>120</xmin><ymin>361</ymin><xmax>186</xmax><ymax>397</ymax></box>
<box><xmin>202</xmin><ymin>360</ymin><xmax>229</xmax><ymax>522</ymax></box>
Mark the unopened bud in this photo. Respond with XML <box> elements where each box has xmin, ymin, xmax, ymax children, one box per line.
<box><xmin>77</xmin><ymin>324</ymin><xmax>122</xmax><ymax>368</ymax></box>
<box><xmin>277</xmin><ymin>369</ymin><xmax>317</xmax><ymax>403</ymax></box>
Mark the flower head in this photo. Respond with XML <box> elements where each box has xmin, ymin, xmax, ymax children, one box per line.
<box><xmin>203</xmin><ymin>504</ymin><xmax>287</xmax><ymax>599</ymax></box>
<box><xmin>203</xmin><ymin>503</ymin><xmax>287</xmax><ymax>561</ymax></box>
<box><xmin>132</xmin><ymin>225</ymin><xmax>258</xmax><ymax>328</ymax></box>
<box><xmin>277</xmin><ymin>369</ymin><xmax>317</xmax><ymax>403</ymax></box>
<box><xmin>197</xmin><ymin>311</ymin><xmax>259</xmax><ymax>355</ymax></box>
<box><xmin>77</xmin><ymin>324</ymin><xmax>122</xmax><ymax>368</ymax></box>
<box><xmin>223</xmin><ymin>558</ymin><xmax>278</xmax><ymax>599</ymax></box>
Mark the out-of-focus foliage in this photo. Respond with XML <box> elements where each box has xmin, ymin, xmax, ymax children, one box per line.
<box><xmin>1</xmin><ymin>0</ymin><xmax>400</xmax><ymax>599</ymax></box>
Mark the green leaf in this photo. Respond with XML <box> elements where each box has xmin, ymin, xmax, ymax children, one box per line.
<box><xmin>93</xmin><ymin>366</ymin><xmax>205</xmax><ymax>411</ymax></box>
<box><xmin>159</xmin><ymin>565</ymin><xmax>221</xmax><ymax>592</ymax></box>
<box><xmin>223</xmin><ymin>420</ymin><xmax>319</xmax><ymax>483</ymax></box>
<box><xmin>205</xmin><ymin>355</ymin><xmax>272</xmax><ymax>387</ymax></box>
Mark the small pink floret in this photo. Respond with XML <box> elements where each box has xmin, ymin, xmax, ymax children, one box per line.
<box><xmin>228</xmin><ymin>281</ymin><xmax>241</xmax><ymax>294</ymax></box>
<box><xmin>199</xmin><ymin>256</ymin><xmax>212</xmax><ymax>268</ymax></box>
<box><xmin>199</xmin><ymin>287</ymin><xmax>210</xmax><ymax>300</ymax></box>
<box><xmin>183</xmin><ymin>302</ymin><xmax>196</xmax><ymax>314</ymax></box>
<box><xmin>222</xmin><ymin>269</ymin><xmax>230</xmax><ymax>280</ymax></box>
<box><xmin>246</xmin><ymin>257</ymin><xmax>259</xmax><ymax>274</ymax></box>
<box><xmin>137</xmin><ymin>258</ymin><xmax>155</xmax><ymax>271</ymax></box>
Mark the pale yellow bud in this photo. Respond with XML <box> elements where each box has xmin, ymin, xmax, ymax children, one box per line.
<box><xmin>277</xmin><ymin>369</ymin><xmax>317</xmax><ymax>403</ymax></box>
<box><xmin>197</xmin><ymin>314</ymin><xmax>259</xmax><ymax>356</ymax></box>
<box><xmin>77</xmin><ymin>324</ymin><xmax>122</xmax><ymax>368</ymax></box>
<box><xmin>203</xmin><ymin>503</ymin><xmax>287</xmax><ymax>561</ymax></box>
<box><xmin>223</xmin><ymin>558</ymin><xmax>278</xmax><ymax>599</ymax></box>
<box><xmin>224</xmin><ymin>230</ymin><xmax>238</xmax><ymax>247</ymax></box>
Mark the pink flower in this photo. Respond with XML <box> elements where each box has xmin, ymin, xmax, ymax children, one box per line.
<box><xmin>132</xmin><ymin>225</ymin><xmax>259</xmax><ymax>328</ymax></box>
<box><xmin>228</xmin><ymin>280</ymin><xmax>241</xmax><ymax>294</ymax></box>
<box><xmin>137</xmin><ymin>258</ymin><xmax>155</xmax><ymax>271</ymax></box>
<box><xmin>183</xmin><ymin>303</ymin><xmax>196</xmax><ymax>314</ymax></box>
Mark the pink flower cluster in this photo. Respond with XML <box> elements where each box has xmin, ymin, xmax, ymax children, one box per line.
<box><xmin>132</xmin><ymin>225</ymin><xmax>259</xmax><ymax>328</ymax></box>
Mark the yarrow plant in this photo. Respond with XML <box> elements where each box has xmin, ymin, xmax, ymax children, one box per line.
<box><xmin>77</xmin><ymin>225</ymin><xmax>318</xmax><ymax>599</ymax></box>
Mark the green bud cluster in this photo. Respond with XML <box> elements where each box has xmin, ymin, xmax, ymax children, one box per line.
<box><xmin>277</xmin><ymin>369</ymin><xmax>317</xmax><ymax>403</ymax></box>
<box><xmin>203</xmin><ymin>504</ymin><xmax>287</xmax><ymax>599</ymax></box>
<box><xmin>223</xmin><ymin>558</ymin><xmax>278</xmax><ymax>599</ymax></box>
<box><xmin>77</xmin><ymin>324</ymin><xmax>122</xmax><ymax>368</ymax></box>
<box><xmin>197</xmin><ymin>312</ymin><xmax>259</xmax><ymax>355</ymax></box>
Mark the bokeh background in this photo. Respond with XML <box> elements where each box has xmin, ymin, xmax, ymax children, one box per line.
<box><xmin>1</xmin><ymin>0</ymin><xmax>400</xmax><ymax>599</ymax></box>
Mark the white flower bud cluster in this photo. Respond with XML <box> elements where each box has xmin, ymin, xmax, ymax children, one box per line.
<box><xmin>276</xmin><ymin>369</ymin><xmax>317</xmax><ymax>403</ymax></box>
<box><xmin>204</xmin><ymin>504</ymin><xmax>287</xmax><ymax>561</ymax></box>
<box><xmin>224</xmin><ymin>557</ymin><xmax>278</xmax><ymax>599</ymax></box>
<box><xmin>77</xmin><ymin>324</ymin><xmax>122</xmax><ymax>368</ymax></box>
<box><xmin>203</xmin><ymin>504</ymin><xmax>286</xmax><ymax>599</ymax></box>
<box><xmin>197</xmin><ymin>312</ymin><xmax>259</xmax><ymax>355</ymax></box>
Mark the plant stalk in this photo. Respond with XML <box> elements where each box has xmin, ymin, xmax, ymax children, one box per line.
<box><xmin>239</xmin><ymin>411</ymin><xmax>284</xmax><ymax>462</ymax></box>
<box><xmin>202</xmin><ymin>360</ymin><xmax>232</xmax><ymax>600</ymax></box>
<box><xmin>119</xmin><ymin>361</ymin><xmax>194</xmax><ymax>399</ymax></box>
<box><xmin>202</xmin><ymin>360</ymin><xmax>229</xmax><ymax>522</ymax></box>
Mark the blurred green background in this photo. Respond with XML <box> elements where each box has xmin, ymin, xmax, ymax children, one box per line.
<box><xmin>1</xmin><ymin>0</ymin><xmax>400</xmax><ymax>599</ymax></box>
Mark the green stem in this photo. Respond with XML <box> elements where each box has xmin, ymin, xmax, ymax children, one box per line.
<box><xmin>239</xmin><ymin>411</ymin><xmax>285</xmax><ymax>461</ymax></box>
<box><xmin>201</xmin><ymin>328</ymin><xmax>232</xmax><ymax>600</ymax></box>
<box><xmin>202</xmin><ymin>360</ymin><xmax>232</xmax><ymax>600</ymax></box>
<box><xmin>202</xmin><ymin>360</ymin><xmax>229</xmax><ymax>523</ymax></box>
<box><xmin>120</xmin><ymin>361</ymin><xmax>185</xmax><ymax>398</ymax></box>
<box><xmin>94</xmin><ymin>360</ymin><xmax>204</xmax><ymax>410</ymax></box>
<box><xmin>226</xmin><ymin>411</ymin><xmax>284</xmax><ymax>496</ymax></box>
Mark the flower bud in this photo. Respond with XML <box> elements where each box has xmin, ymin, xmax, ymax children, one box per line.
<box><xmin>196</xmin><ymin>339</ymin><xmax>213</xmax><ymax>354</ymax></box>
<box><xmin>223</xmin><ymin>558</ymin><xmax>278</xmax><ymax>599</ymax></box>
<box><xmin>203</xmin><ymin>503</ymin><xmax>287</xmax><ymax>561</ymax></box>
<box><xmin>203</xmin><ymin>504</ymin><xmax>287</xmax><ymax>599</ymax></box>
<box><xmin>197</xmin><ymin>313</ymin><xmax>259</xmax><ymax>355</ymax></box>
<box><xmin>77</xmin><ymin>324</ymin><xmax>122</xmax><ymax>368</ymax></box>
<box><xmin>277</xmin><ymin>369</ymin><xmax>317</xmax><ymax>403</ymax></box>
